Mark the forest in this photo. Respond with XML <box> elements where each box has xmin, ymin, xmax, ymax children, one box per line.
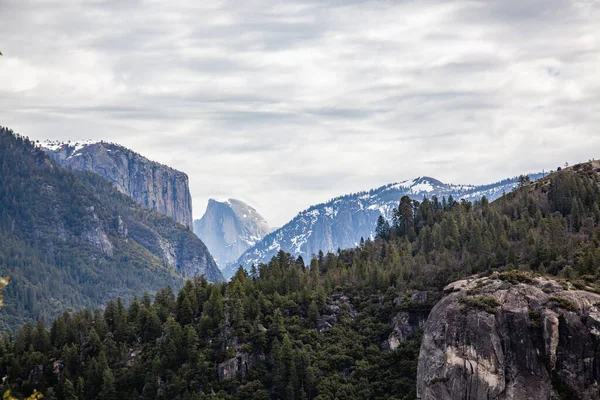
<box><xmin>2</xmin><ymin>151</ymin><xmax>600</xmax><ymax>399</ymax></box>
<box><xmin>0</xmin><ymin>127</ymin><xmax>218</xmax><ymax>331</ymax></box>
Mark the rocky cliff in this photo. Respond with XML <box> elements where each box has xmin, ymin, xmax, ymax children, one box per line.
<box><xmin>0</xmin><ymin>128</ymin><xmax>222</xmax><ymax>330</ymax></box>
<box><xmin>41</xmin><ymin>140</ymin><xmax>194</xmax><ymax>229</ymax></box>
<box><xmin>194</xmin><ymin>199</ymin><xmax>270</xmax><ymax>269</ymax></box>
<box><xmin>417</xmin><ymin>274</ymin><xmax>600</xmax><ymax>400</ymax></box>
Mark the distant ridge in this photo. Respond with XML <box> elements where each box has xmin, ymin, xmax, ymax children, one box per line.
<box><xmin>194</xmin><ymin>198</ymin><xmax>270</xmax><ymax>269</ymax></box>
<box><xmin>227</xmin><ymin>174</ymin><xmax>544</xmax><ymax>278</ymax></box>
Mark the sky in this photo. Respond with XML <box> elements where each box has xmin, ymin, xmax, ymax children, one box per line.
<box><xmin>1</xmin><ymin>0</ymin><xmax>600</xmax><ymax>226</ymax></box>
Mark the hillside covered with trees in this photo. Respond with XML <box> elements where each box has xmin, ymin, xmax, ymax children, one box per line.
<box><xmin>2</xmin><ymin>156</ymin><xmax>600</xmax><ymax>399</ymax></box>
<box><xmin>0</xmin><ymin>127</ymin><xmax>221</xmax><ymax>331</ymax></box>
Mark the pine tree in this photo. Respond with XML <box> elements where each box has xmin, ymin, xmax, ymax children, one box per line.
<box><xmin>308</xmin><ymin>300</ymin><xmax>319</xmax><ymax>328</ymax></box>
<box><xmin>176</xmin><ymin>294</ymin><xmax>194</xmax><ymax>326</ymax></box>
<box><xmin>375</xmin><ymin>215</ymin><xmax>390</xmax><ymax>239</ymax></box>
<box><xmin>62</xmin><ymin>378</ymin><xmax>78</xmax><ymax>400</ymax></box>
<box><xmin>98</xmin><ymin>368</ymin><xmax>117</xmax><ymax>400</ymax></box>
<box><xmin>398</xmin><ymin>196</ymin><xmax>414</xmax><ymax>236</ymax></box>
<box><xmin>76</xmin><ymin>377</ymin><xmax>85</xmax><ymax>400</ymax></box>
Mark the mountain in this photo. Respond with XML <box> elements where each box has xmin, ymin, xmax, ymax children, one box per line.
<box><xmin>0</xmin><ymin>127</ymin><xmax>222</xmax><ymax>330</ymax></box>
<box><xmin>40</xmin><ymin>140</ymin><xmax>194</xmax><ymax>229</ymax></box>
<box><xmin>233</xmin><ymin>175</ymin><xmax>544</xmax><ymax>275</ymax></box>
<box><xmin>194</xmin><ymin>199</ymin><xmax>270</xmax><ymax>268</ymax></box>
<box><xmin>2</xmin><ymin>158</ymin><xmax>600</xmax><ymax>399</ymax></box>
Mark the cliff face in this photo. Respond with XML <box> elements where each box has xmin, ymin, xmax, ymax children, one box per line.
<box><xmin>38</xmin><ymin>140</ymin><xmax>222</xmax><ymax>281</ymax></box>
<box><xmin>417</xmin><ymin>274</ymin><xmax>600</xmax><ymax>400</ymax></box>
<box><xmin>194</xmin><ymin>199</ymin><xmax>270</xmax><ymax>269</ymax></box>
<box><xmin>41</xmin><ymin>140</ymin><xmax>193</xmax><ymax>229</ymax></box>
<box><xmin>0</xmin><ymin>128</ymin><xmax>222</xmax><ymax>330</ymax></box>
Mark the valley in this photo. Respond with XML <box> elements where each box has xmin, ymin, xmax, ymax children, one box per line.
<box><xmin>3</xmin><ymin>1</ymin><xmax>599</xmax><ymax>398</ymax></box>
<box><xmin>2</xmin><ymin>125</ymin><xmax>600</xmax><ymax>399</ymax></box>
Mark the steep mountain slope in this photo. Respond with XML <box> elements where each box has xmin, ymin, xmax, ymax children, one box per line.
<box><xmin>0</xmin><ymin>127</ymin><xmax>222</xmax><ymax>330</ymax></box>
<box><xmin>40</xmin><ymin>140</ymin><xmax>194</xmax><ymax>229</ymax></box>
<box><xmin>233</xmin><ymin>175</ymin><xmax>544</xmax><ymax>275</ymax></box>
<box><xmin>194</xmin><ymin>199</ymin><xmax>270</xmax><ymax>268</ymax></box>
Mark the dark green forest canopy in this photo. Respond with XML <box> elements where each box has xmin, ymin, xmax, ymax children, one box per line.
<box><xmin>0</xmin><ymin>127</ymin><xmax>212</xmax><ymax>331</ymax></box>
<box><xmin>3</xmin><ymin>126</ymin><xmax>600</xmax><ymax>399</ymax></box>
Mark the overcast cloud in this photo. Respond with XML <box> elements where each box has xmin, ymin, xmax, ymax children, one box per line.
<box><xmin>1</xmin><ymin>0</ymin><xmax>600</xmax><ymax>226</ymax></box>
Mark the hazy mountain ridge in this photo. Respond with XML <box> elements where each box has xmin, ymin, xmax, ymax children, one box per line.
<box><xmin>232</xmin><ymin>174</ymin><xmax>544</xmax><ymax>276</ymax></box>
<box><xmin>40</xmin><ymin>140</ymin><xmax>194</xmax><ymax>229</ymax></box>
<box><xmin>194</xmin><ymin>199</ymin><xmax>270</xmax><ymax>269</ymax></box>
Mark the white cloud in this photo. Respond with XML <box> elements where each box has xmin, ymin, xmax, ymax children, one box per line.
<box><xmin>1</xmin><ymin>0</ymin><xmax>600</xmax><ymax>226</ymax></box>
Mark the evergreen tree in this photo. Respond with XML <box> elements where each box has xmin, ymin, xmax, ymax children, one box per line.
<box><xmin>98</xmin><ymin>368</ymin><xmax>117</xmax><ymax>400</ymax></box>
<box><xmin>61</xmin><ymin>379</ymin><xmax>78</xmax><ymax>400</ymax></box>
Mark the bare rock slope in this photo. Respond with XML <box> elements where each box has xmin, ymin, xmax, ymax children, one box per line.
<box><xmin>417</xmin><ymin>274</ymin><xmax>600</xmax><ymax>400</ymax></box>
<box><xmin>195</xmin><ymin>199</ymin><xmax>270</xmax><ymax>270</ymax></box>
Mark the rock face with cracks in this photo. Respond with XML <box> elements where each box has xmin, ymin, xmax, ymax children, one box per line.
<box><xmin>43</xmin><ymin>141</ymin><xmax>194</xmax><ymax>229</ymax></box>
<box><xmin>417</xmin><ymin>274</ymin><xmax>600</xmax><ymax>400</ymax></box>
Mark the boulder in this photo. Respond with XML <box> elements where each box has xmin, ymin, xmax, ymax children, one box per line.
<box><xmin>417</xmin><ymin>275</ymin><xmax>600</xmax><ymax>400</ymax></box>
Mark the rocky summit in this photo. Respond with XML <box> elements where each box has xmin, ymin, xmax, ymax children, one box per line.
<box><xmin>41</xmin><ymin>140</ymin><xmax>194</xmax><ymax>229</ymax></box>
<box><xmin>417</xmin><ymin>273</ymin><xmax>600</xmax><ymax>400</ymax></box>
<box><xmin>194</xmin><ymin>198</ymin><xmax>270</xmax><ymax>271</ymax></box>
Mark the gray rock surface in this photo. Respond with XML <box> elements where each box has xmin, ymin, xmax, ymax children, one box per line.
<box><xmin>383</xmin><ymin>311</ymin><xmax>428</xmax><ymax>351</ymax></box>
<box><xmin>417</xmin><ymin>274</ymin><xmax>600</xmax><ymax>400</ymax></box>
<box><xmin>125</xmin><ymin>213</ymin><xmax>223</xmax><ymax>281</ymax></box>
<box><xmin>217</xmin><ymin>352</ymin><xmax>264</xmax><ymax>381</ymax></box>
<box><xmin>42</xmin><ymin>140</ymin><xmax>193</xmax><ymax>229</ymax></box>
<box><xmin>317</xmin><ymin>293</ymin><xmax>357</xmax><ymax>333</ymax></box>
<box><xmin>194</xmin><ymin>199</ymin><xmax>269</xmax><ymax>271</ymax></box>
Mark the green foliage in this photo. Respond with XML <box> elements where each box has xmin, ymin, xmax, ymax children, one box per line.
<box><xmin>0</xmin><ymin>247</ymin><xmax>424</xmax><ymax>400</ymax></box>
<box><xmin>548</xmin><ymin>296</ymin><xmax>576</xmax><ymax>311</ymax></box>
<box><xmin>3</xmin><ymin>127</ymin><xmax>600</xmax><ymax>398</ymax></box>
<box><xmin>459</xmin><ymin>295</ymin><xmax>500</xmax><ymax>314</ymax></box>
<box><xmin>0</xmin><ymin>127</ymin><xmax>222</xmax><ymax>330</ymax></box>
<box><xmin>496</xmin><ymin>271</ymin><xmax>534</xmax><ymax>284</ymax></box>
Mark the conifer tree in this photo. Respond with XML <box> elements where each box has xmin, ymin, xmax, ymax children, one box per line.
<box><xmin>98</xmin><ymin>368</ymin><xmax>117</xmax><ymax>400</ymax></box>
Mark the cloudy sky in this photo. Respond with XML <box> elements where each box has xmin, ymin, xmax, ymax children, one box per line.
<box><xmin>1</xmin><ymin>0</ymin><xmax>600</xmax><ymax>226</ymax></box>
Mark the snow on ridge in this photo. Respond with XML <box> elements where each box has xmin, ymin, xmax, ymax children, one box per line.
<box><xmin>386</xmin><ymin>179</ymin><xmax>412</xmax><ymax>191</ymax></box>
<box><xmin>411</xmin><ymin>181</ymin><xmax>434</xmax><ymax>193</ymax></box>
<box><xmin>38</xmin><ymin>139</ymin><xmax>103</xmax><ymax>152</ymax></box>
<box><xmin>235</xmin><ymin>173</ymin><xmax>542</xmax><ymax>271</ymax></box>
<box><xmin>36</xmin><ymin>140</ymin><xmax>64</xmax><ymax>151</ymax></box>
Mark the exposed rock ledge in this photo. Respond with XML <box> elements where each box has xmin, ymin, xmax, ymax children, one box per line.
<box><xmin>417</xmin><ymin>274</ymin><xmax>600</xmax><ymax>400</ymax></box>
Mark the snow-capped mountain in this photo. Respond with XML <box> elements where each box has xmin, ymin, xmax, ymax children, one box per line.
<box><xmin>194</xmin><ymin>199</ymin><xmax>270</xmax><ymax>269</ymax></box>
<box><xmin>231</xmin><ymin>174</ymin><xmax>543</xmax><ymax>277</ymax></box>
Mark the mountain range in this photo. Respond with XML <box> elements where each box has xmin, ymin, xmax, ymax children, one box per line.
<box><xmin>231</xmin><ymin>174</ymin><xmax>544</xmax><ymax>277</ymax></box>
<box><xmin>3</xmin><ymin>154</ymin><xmax>599</xmax><ymax>399</ymax></box>
<box><xmin>34</xmin><ymin>137</ymin><xmax>548</xmax><ymax>283</ymax></box>
<box><xmin>194</xmin><ymin>198</ymin><xmax>270</xmax><ymax>269</ymax></box>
